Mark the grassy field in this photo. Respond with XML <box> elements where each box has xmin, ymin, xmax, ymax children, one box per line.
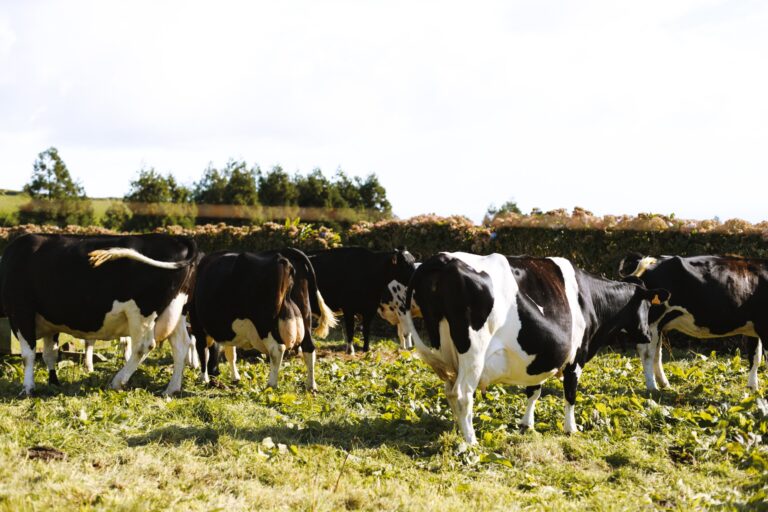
<box><xmin>0</xmin><ymin>192</ymin><xmax>117</xmax><ymax>223</ymax></box>
<box><xmin>0</xmin><ymin>335</ymin><xmax>766</xmax><ymax>511</ymax></box>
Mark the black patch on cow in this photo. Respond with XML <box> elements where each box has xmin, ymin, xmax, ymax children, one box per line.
<box><xmin>406</xmin><ymin>254</ymin><xmax>494</xmax><ymax>354</ymax></box>
<box><xmin>506</xmin><ymin>257</ymin><xmax>574</xmax><ymax>376</ymax></box>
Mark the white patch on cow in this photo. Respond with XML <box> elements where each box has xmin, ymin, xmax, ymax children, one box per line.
<box><xmin>660</xmin><ymin>306</ymin><xmax>756</xmax><ymax>339</ymax></box>
<box><xmin>84</xmin><ymin>339</ymin><xmax>95</xmax><ymax>372</ymax></box>
<box><xmin>548</xmin><ymin>257</ymin><xmax>586</xmax><ymax>368</ymax></box>
<box><xmin>525</xmin><ymin>293</ymin><xmax>544</xmax><ymax>315</ymax></box>
<box><xmin>35</xmin><ymin>300</ymin><xmax>150</xmax><ymax>341</ymax></box>
<box><xmin>520</xmin><ymin>387</ymin><xmax>542</xmax><ymax>429</ymax></box>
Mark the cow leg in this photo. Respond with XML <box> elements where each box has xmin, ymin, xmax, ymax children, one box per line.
<box><xmin>187</xmin><ymin>336</ymin><xmax>200</xmax><ymax>370</ymax></box>
<box><xmin>264</xmin><ymin>337</ymin><xmax>286</xmax><ymax>389</ymax></box>
<box><xmin>224</xmin><ymin>345</ymin><xmax>240</xmax><ymax>383</ymax></box>
<box><xmin>301</xmin><ymin>328</ymin><xmax>317</xmax><ymax>392</ymax></box>
<box><xmin>111</xmin><ymin>324</ymin><xmax>155</xmax><ymax>391</ymax></box>
<box><xmin>454</xmin><ymin>352</ymin><xmax>484</xmax><ymax>445</ymax></box>
<box><xmin>42</xmin><ymin>335</ymin><xmax>60</xmax><ymax>386</ymax></box>
<box><xmin>562</xmin><ymin>362</ymin><xmax>582</xmax><ymax>434</ymax></box>
<box><xmin>84</xmin><ymin>339</ymin><xmax>95</xmax><ymax>372</ymax></box>
<box><xmin>443</xmin><ymin>379</ymin><xmax>460</xmax><ymax>429</ymax></box>
<box><xmin>163</xmin><ymin>320</ymin><xmax>192</xmax><ymax>396</ymax></box>
<box><xmin>653</xmin><ymin>333</ymin><xmax>670</xmax><ymax>389</ymax></box>
<box><xmin>17</xmin><ymin>332</ymin><xmax>37</xmax><ymax>396</ymax></box>
<box><xmin>361</xmin><ymin>314</ymin><xmax>373</xmax><ymax>352</ymax></box>
<box><xmin>637</xmin><ymin>342</ymin><xmax>658</xmax><ymax>392</ymax></box>
<box><xmin>120</xmin><ymin>336</ymin><xmax>132</xmax><ymax>362</ymax></box>
<box><xmin>343</xmin><ymin>313</ymin><xmax>356</xmax><ymax>355</ymax></box>
<box><xmin>747</xmin><ymin>337</ymin><xmax>762</xmax><ymax>391</ymax></box>
<box><xmin>520</xmin><ymin>385</ymin><xmax>542</xmax><ymax>431</ymax></box>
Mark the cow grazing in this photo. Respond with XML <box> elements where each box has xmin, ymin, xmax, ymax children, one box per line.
<box><xmin>618</xmin><ymin>253</ymin><xmax>768</xmax><ymax>391</ymax></box>
<box><xmin>403</xmin><ymin>252</ymin><xmax>669</xmax><ymax>443</ymax></box>
<box><xmin>308</xmin><ymin>247</ymin><xmax>417</xmax><ymax>353</ymax></box>
<box><xmin>190</xmin><ymin>248</ymin><xmax>336</xmax><ymax>390</ymax></box>
<box><xmin>0</xmin><ymin>233</ymin><xmax>198</xmax><ymax>396</ymax></box>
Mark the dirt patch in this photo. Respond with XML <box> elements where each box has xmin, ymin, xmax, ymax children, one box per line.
<box><xmin>27</xmin><ymin>445</ymin><xmax>66</xmax><ymax>461</ymax></box>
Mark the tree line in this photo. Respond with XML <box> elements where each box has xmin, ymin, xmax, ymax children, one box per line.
<box><xmin>5</xmin><ymin>147</ymin><xmax>392</xmax><ymax>230</ymax></box>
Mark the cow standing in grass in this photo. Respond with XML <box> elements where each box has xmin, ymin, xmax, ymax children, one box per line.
<box><xmin>403</xmin><ymin>252</ymin><xmax>669</xmax><ymax>443</ymax></box>
<box><xmin>190</xmin><ymin>248</ymin><xmax>336</xmax><ymax>390</ymax></box>
<box><xmin>619</xmin><ymin>253</ymin><xmax>768</xmax><ymax>391</ymax></box>
<box><xmin>0</xmin><ymin>233</ymin><xmax>198</xmax><ymax>396</ymax></box>
<box><xmin>308</xmin><ymin>247</ymin><xmax>417</xmax><ymax>353</ymax></box>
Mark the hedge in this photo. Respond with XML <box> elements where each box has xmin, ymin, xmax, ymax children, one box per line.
<box><xmin>1</xmin><ymin>212</ymin><xmax>767</xmax><ymax>282</ymax></box>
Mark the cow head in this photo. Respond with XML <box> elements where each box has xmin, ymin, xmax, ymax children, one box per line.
<box><xmin>618</xmin><ymin>252</ymin><xmax>658</xmax><ymax>279</ymax></box>
<box><xmin>589</xmin><ymin>281</ymin><xmax>670</xmax><ymax>359</ymax></box>
<box><xmin>620</xmin><ymin>283</ymin><xmax>671</xmax><ymax>344</ymax></box>
<box><xmin>389</xmin><ymin>247</ymin><xmax>418</xmax><ymax>284</ymax></box>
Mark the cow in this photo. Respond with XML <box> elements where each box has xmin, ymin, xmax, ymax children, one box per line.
<box><xmin>308</xmin><ymin>247</ymin><xmax>417</xmax><ymax>353</ymax></box>
<box><xmin>377</xmin><ymin>276</ymin><xmax>422</xmax><ymax>349</ymax></box>
<box><xmin>618</xmin><ymin>253</ymin><xmax>768</xmax><ymax>391</ymax></box>
<box><xmin>402</xmin><ymin>252</ymin><xmax>669</xmax><ymax>444</ymax></box>
<box><xmin>0</xmin><ymin>233</ymin><xmax>198</xmax><ymax>396</ymax></box>
<box><xmin>190</xmin><ymin>248</ymin><xmax>336</xmax><ymax>390</ymax></box>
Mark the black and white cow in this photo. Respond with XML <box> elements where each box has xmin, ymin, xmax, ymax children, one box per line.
<box><xmin>403</xmin><ymin>252</ymin><xmax>669</xmax><ymax>444</ymax></box>
<box><xmin>190</xmin><ymin>248</ymin><xmax>336</xmax><ymax>390</ymax></box>
<box><xmin>0</xmin><ymin>233</ymin><xmax>198</xmax><ymax>396</ymax></box>
<box><xmin>377</xmin><ymin>274</ymin><xmax>422</xmax><ymax>349</ymax></box>
<box><xmin>308</xmin><ymin>247</ymin><xmax>417</xmax><ymax>353</ymax></box>
<box><xmin>618</xmin><ymin>253</ymin><xmax>768</xmax><ymax>391</ymax></box>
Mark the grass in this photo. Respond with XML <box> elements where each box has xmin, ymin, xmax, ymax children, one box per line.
<box><xmin>0</xmin><ymin>193</ymin><xmax>118</xmax><ymax>223</ymax></box>
<box><xmin>0</xmin><ymin>335</ymin><xmax>766</xmax><ymax>511</ymax></box>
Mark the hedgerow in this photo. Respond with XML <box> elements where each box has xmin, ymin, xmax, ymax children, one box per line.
<box><xmin>2</xmin><ymin>209</ymin><xmax>767</xmax><ymax>279</ymax></box>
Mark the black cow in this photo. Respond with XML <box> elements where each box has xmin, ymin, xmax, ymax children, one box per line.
<box><xmin>403</xmin><ymin>251</ymin><xmax>669</xmax><ymax>443</ymax></box>
<box><xmin>0</xmin><ymin>233</ymin><xmax>198</xmax><ymax>396</ymax></box>
<box><xmin>190</xmin><ymin>248</ymin><xmax>336</xmax><ymax>390</ymax></box>
<box><xmin>618</xmin><ymin>253</ymin><xmax>768</xmax><ymax>391</ymax></box>
<box><xmin>308</xmin><ymin>247</ymin><xmax>417</xmax><ymax>353</ymax></box>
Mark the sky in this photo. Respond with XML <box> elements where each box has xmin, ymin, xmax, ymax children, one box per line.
<box><xmin>1</xmin><ymin>0</ymin><xmax>767</xmax><ymax>223</ymax></box>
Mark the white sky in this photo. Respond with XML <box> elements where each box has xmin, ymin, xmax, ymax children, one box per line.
<box><xmin>1</xmin><ymin>1</ymin><xmax>767</xmax><ymax>222</ymax></box>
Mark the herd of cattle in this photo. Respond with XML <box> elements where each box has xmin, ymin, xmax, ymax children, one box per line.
<box><xmin>0</xmin><ymin>233</ymin><xmax>766</xmax><ymax>444</ymax></box>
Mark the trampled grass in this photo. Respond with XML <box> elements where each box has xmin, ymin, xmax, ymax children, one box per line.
<box><xmin>0</xmin><ymin>336</ymin><xmax>766</xmax><ymax>511</ymax></box>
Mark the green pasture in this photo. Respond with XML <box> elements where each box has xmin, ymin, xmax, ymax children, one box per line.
<box><xmin>0</xmin><ymin>336</ymin><xmax>766</xmax><ymax>511</ymax></box>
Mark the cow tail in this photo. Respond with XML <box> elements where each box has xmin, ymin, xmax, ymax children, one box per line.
<box><xmin>275</xmin><ymin>256</ymin><xmax>294</xmax><ymax>320</ymax></box>
<box><xmin>283</xmin><ymin>247</ymin><xmax>338</xmax><ymax>338</ymax></box>
<box><xmin>88</xmin><ymin>236</ymin><xmax>199</xmax><ymax>270</ymax></box>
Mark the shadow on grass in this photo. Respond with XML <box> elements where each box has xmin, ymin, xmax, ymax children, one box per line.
<box><xmin>125</xmin><ymin>414</ymin><xmax>454</xmax><ymax>456</ymax></box>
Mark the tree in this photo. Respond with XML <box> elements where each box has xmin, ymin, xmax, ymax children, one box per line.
<box><xmin>357</xmin><ymin>173</ymin><xmax>391</xmax><ymax>215</ymax></box>
<box><xmin>19</xmin><ymin>147</ymin><xmax>95</xmax><ymax>226</ymax></box>
<box><xmin>123</xmin><ymin>168</ymin><xmax>195</xmax><ymax>231</ymax></box>
<box><xmin>484</xmin><ymin>199</ymin><xmax>522</xmax><ymax>224</ymax></box>
<box><xmin>258</xmin><ymin>165</ymin><xmax>298</xmax><ymax>206</ymax></box>
<box><xmin>193</xmin><ymin>160</ymin><xmax>260</xmax><ymax>224</ymax></box>
<box><xmin>333</xmin><ymin>170</ymin><xmax>363</xmax><ymax>209</ymax></box>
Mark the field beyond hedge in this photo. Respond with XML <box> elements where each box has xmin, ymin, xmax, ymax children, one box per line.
<box><xmin>0</xmin><ymin>335</ymin><xmax>766</xmax><ymax>511</ymax></box>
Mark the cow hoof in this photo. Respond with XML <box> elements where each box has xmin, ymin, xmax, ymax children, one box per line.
<box><xmin>48</xmin><ymin>370</ymin><xmax>60</xmax><ymax>387</ymax></box>
<box><xmin>18</xmin><ymin>388</ymin><xmax>34</xmax><ymax>398</ymax></box>
<box><xmin>519</xmin><ymin>424</ymin><xmax>534</xmax><ymax>433</ymax></box>
<box><xmin>232</xmin><ymin>379</ymin><xmax>241</xmax><ymax>386</ymax></box>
